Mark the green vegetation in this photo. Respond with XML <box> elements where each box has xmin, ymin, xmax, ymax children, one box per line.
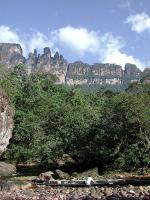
<box><xmin>0</xmin><ymin>65</ymin><xmax>150</xmax><ymax>172</ymax></box>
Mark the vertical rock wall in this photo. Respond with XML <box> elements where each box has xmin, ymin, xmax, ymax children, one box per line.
<box><xmin>0</xmin><ymin>43</ymin><xmax>25</xmax><ymax>68</ymax></box>
<box><xmin>0</xmin><ymin>43</ymin><xmax>143</xmax><ymax>87</ymax></box>
<box><xmin>0</xmin><ymin>89</ymin><xmax>13</xmax><ymax>156</ymax></box>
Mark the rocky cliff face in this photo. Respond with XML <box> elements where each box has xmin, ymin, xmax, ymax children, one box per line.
<box><xmin>66</xmin><ymin>61</ymin><xmax>90</xmax><ymax>85</ymax></box>
<box><xmin>141</xmin><ymin>68</ymin><xmax>150</xmax><ymax>83</ymax></box>
<box><xmin>25</xmin><ymin>48</ymin><xmax>142</xmax><ymax>86</ymax></box>
<box><xmin>89</xmin><ymin>63</ymin><xmax>122</xmax><ymax>85</ymax></box>
<box><xmin>66</xmin><ymin>62</ymin><xmax>141</xmax><ymax>86</ymax></box>
<box><xmin>26</xmin><ymin>47</ymin><xmax>68</xmax><ymax>84</ymax></box>
<box><xmin>50</xmin><ymin>52</ymin><xmax>68</xmax><ymax>84</ymax></box>
<box><xmin>65</xmin><ymin>62</ymin><xmax>123</xmax><ymax>85</ymax></box>
<box><xmin>25</xmin><ymin>49</ymin><xmax>38</xmax><ymax>74</ymax></box>
<box><xmin>0</xmin><ymin>89</ymin><xmax>13</xmax><ymax>157</ymax></box>
<box><xmin>0</xmin><ymin>43</ymin><xmax>25</xmax><ymax>68</ymax></box>
<box><xmin>124</xmin><ymin>63</ymin><xmax>142</xmax><ymax>82</ymax></box>
<box><xmin>0</xmin><ymin>43</ymin><xmax>143</xmax><ymax>87</ymax></box>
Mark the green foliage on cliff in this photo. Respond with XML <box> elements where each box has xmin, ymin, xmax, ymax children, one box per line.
<box><xmin>0</xmin><ymin>64</ymin><xmax>150</xmax><ymax>171</ymax></box>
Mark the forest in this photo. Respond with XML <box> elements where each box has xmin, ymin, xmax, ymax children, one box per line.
<box><xmin>0</xmin><ymin>64</ymin><xmax>150</xmax><ymax>172</ymax></box>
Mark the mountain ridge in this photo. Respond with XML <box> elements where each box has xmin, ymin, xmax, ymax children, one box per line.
<box><xmin>0</xmin><ymin>43</ymin><xmax>147</xmax><ymax>87</ymax></box>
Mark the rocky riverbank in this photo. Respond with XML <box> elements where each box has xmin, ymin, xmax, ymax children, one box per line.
<box><xmin>0</xmin><ymin>185</ymin><xmax>150</xmax><ymax>200</ymax></box>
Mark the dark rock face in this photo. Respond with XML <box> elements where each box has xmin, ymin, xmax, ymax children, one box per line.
<box><xmin>0</xmin><ymin>89</ymin><xmax>13</xmax><ymax>157</ymax></box>
<box><xmin>0</xmin><ymin>43</ymin><xmax>144</xmax><ymax>87</ymax></box>
<box><xmin>124</xmin><ymin>63</ymin><xmax>141</xmax><ymax>76</ymax></box>
<box><xmin>122</xmin><ymin>63</ymin><xmax>142</xmax><ymax>87</ymax></box>
<box><xmin>124</xmin><ymin>63</ymin><xmax>142</xmax><ymax>80</ymax></box>
<box><xmin>141</xmin><ymin>68</ymin><xmax>150</xmax><ymax>83</ymax></box>
<box><xmin>0</xmin><ymin>43</ymin><xmax>25</xmax><ymax>68</ymax></box>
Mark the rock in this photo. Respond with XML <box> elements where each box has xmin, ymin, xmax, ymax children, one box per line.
<box><xmin>0</xmin><ymin>42</ymin><xmax>147</xmax><ymax>88</ymax></box>
<box><xmin>77</xmin><ymin>167</ymin><xmax>99</xmax><ymax>179</ymax></box>
<box><xmin>91</xmin><ymin>63</ymin><xmax>122</xmax><ymax>85</ymax></box>
<box><xmin>36</xmin><ymin>47</ymin><xmax>51</xmax><ymax>72</ymax></box>
<box><xmin>0</xmin><ymin>43</ymin><xmax>25</xmax><ymax>68</ymax></box>
<box><xmin>44</xmin><ymin>47</ymin><xmax>51</xmax><ymax>55</ymax></box>
<box><xmin>71</xmin><ymin>172</ymin><xmax>78</xmax><ymax>178</ymax></box>
<box><xmin>0</xmin><ymin>162</ymin><xmax>16</xmax><ymax>176</ymax></box>
<box><xmin>139</xmin><ymin>186</ymin><xmax>144</xmax><ymax>193</ymax></box>
<box><xmin>1</xmin><ymin>186</ymin><xmax>150</xmax><ymax>199</ymax></box>
<box><xmin>104</xmin><ymin>187</ymin><xmax>113</xmax><ymax>196</ymax></box>
<box><xmin>129</xmin><ymin>190</ymin><xmax>136</xmax><ymax>195</ymax></box>
<box><xmin>25</xmin><ymin>52</ymin><xmax>38</xmax><ymax>74</ymax></box>
<box><xmin>66</xmin><ymin>61</ymin><xmax>90</xmax><ymax>85</ymax></box>
<box><xmin>66</xmin><ymin>62</ymin><xmax>125</xmax><ymax>86</ymax></box>
<box><xmin>50</xmin><ymin>51</ymin><xmax>68</xmax><ymax>84</ymax></box>
<box><xmin>39</xmin><ymin>171</ymin><xmax>55</xmax><ymax>181</ymax></box>
<box><xmin>119</xmin><ymin>190</ymin><xmax>127</xmax><ymax>197</ymax></box>
<box><xmin>54</xmin><ymin>52</ymin><xmax>60</xmax><ymax>60</ymax></box>
<box><xmin>0</xmin><ymin>89</ymin><xmax>13</xmax><ymax>156</ymax></box>
<box><xmin>124</xmin><ymin>63</ymin><xmax>142</xmax><ymax>85</ymax></box>
<box><xmin>55</xmin><ymin>169</ymin><xmax>70</xmax><ymax>179</ymax></box>
<box><xmin>128</xmin><ymin>185</ymin><xmax>135</xmax><ymax>190</ymax></box>
<box><xmin>141</xmin><ymin>68</ymin><xmax>150</xmax><ymax>84</ymax></box>
<box><xmin>124</xmin><ymin>63</ymin><xmax>141</xmax><ymax>77</ymax></box>
<box><xmin>34</xmin><ymin>47</ymin><xmax>68</xmax><ymax>84</ymax></box>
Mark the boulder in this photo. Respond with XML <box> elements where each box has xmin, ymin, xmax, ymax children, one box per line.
<box><xmin>0</xmin><ymin>89</ymin><xmax>13</xmax><ymax>156</ymax></box>
<box><xmin>0</xmin><ymin>162</ymin><xmax>16</xmax><ymax>177</ymax></box>
<box><xmin>76</xmin><ymin>167</ymin><xmax>99</xmax><ymax>179</ymax></box>
<box><xmin>39</xmin><ymin>171</ymin><xmax>55</xmax><ymax>181</ymax></box>
<box><xmin>104</xmin><ymin>187</ymin><xmax>113</xmax><ymax>196</ymax></box>
<box><xmin>55</xmin><ymin>169</ymin><xmax>70</xmax><ymax>179</ymax></box>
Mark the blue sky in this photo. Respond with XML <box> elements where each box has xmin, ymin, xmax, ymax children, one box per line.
<box><xmin>0</xmin><ymin>0</ymin><xmax>150</xmax><ymax>69</ymax></box>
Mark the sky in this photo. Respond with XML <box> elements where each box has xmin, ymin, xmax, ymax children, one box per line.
<box><xmin>0</xmin><ymin>0</ymin><xmax>150</xmax><ymax>69</ymax></box>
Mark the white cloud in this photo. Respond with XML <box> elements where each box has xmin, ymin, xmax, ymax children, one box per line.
<box><xmin>28</xmin><ymin>32</ymin><xmax>53</xmax><ymax>53</ymax></box>
<box><xmin>0</xmin><ymin>25</ymin><xmax>145</xmax><ymax>69</ymax></box>
<box><xmin>102</xmin><ymin>49</ymin><xmax>143</xmax><ymax>68</ymax></box>
<box><xmin>0</xmin><ymin>25</ymin><xmax>20</xmax><ymax>43</ymax></box>
<box><xmin>0</xmin><ymin>26</ymin><xmax>54</xmax><ymax>56</ymax></box>
<box><xmin>98</xmin><ymin>32</ymin><xmax>144</xmax><ymax>68</ymax></box>
<box><xmin>125</xmin><ymin>12</ymin><xmax>150</xmax><ymax>33</ymax></box>
<box><xmin>54</xmin><ymin>26</ymin><xmax>100</xmax><ymax>55</ymax></box>
<box><xmin>0</xmin><ymin>25</ymin><xmax>26</xmax><ymax>51</ymax></box>
<box><xmin>52</xmin><ymin>26</ymin><xmax>143</xmax><ymax>68</ymax></box>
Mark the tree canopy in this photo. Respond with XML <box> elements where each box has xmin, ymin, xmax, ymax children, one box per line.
<box><xmin>0</xmin><ymin>64</ymin><xmax>149</xmax><ymax>171</ymax></box>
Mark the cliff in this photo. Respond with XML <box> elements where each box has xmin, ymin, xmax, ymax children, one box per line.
<box><xmin>0</xmin><ymin>43</ymin><xmax>143</xmax><ymax>87</ymax></box>
<box><xmin>26</xmin><ymin>47</ymin><xmax>68</xmax><ymax>84</ymax></box>
<box><xmin>66</xmin><ymin>61</ymin><xmax>142</xmax><ymax>87</ymax></box>
<box><xmin>0</xmin><ymin>89</ymin><xmax>13</xmax><ymax>157</ymax></box>
<box><xmin>0</xmin><ymin>43</ymin><xmax>25</xmax><ymax>68</ymax></box>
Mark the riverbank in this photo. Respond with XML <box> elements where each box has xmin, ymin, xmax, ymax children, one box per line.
<box><xmin>0</xmin><ymin>185</ymin><xmax>150</xmax><ymax>200</ymax></box>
